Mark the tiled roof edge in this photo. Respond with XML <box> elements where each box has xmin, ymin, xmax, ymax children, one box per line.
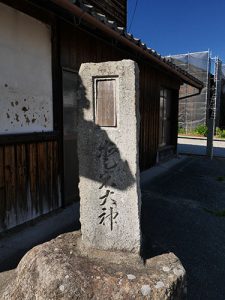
<box><xmin>63</xmin><ymin>0</ymin><xmax>203</xmax><ymax>86</ymax></box>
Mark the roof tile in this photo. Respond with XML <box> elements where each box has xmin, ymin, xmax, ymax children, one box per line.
<box><xmin>72</xmin><ymin>1</ymin><xmax>202</xmax><ymax>86</ymax></box>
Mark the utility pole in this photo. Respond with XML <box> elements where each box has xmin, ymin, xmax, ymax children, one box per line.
<box><xmin>206</xmin><ymin>57</ymin><xmax>221</xmax><ymax>159</ymax></box>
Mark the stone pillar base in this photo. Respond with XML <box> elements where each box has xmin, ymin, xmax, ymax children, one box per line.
<box><xmin>2</xmin><ymin>232</ymin><xmax>187</xmax><ymax>299</ymax></box>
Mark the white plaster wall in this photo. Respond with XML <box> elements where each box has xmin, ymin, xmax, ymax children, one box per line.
<box><xmin>0</xmin><ymin>3</ymin><xmax>53</xmax><ymax>134</ymax></box>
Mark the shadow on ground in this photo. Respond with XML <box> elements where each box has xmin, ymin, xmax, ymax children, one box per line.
<box><xmin>141</xmin><ymin>156</ymin><xmax>225</xmax><ymax>300</ymax></box>
<box><xmin>0</xmin><ymin>203</ymin><xmax>80</xmax><ymax>272</ymax></box>
<box><xmin>178</xmin><ymin>141</ymin><xmax>225</xmax><ymax>157</ymax></box>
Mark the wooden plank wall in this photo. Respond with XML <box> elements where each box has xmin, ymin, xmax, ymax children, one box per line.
<box><xmin>139</xmin><ymin>64</ymin><xmax>160</xmax><ymax>170</ymax></box>
<box><xmin>60</xmin><ymin>22</ymin><xmax>181</xmax><ymax>171</ymax></box>
<box><xmin>0</xmin><ymin>139</ymin><xmax>60</xmax><ymax>232</ymax></box>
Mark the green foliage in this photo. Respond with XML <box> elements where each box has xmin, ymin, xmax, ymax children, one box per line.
<box><xmin>193</xmin><ymin>124</ymin><xmax>208</xmax><ymax>137</ymax></box>
<box><xmin>216</xmin><ymin>176</ymin><xmax>225</xmax><ymax>182</ymax></box>
<box><xmin>204</xmin><ymin>207</ymin><xmax>225</xmax><ymax>217</ymax></box>
<box><xmin>177</xmin><ymin>124</ymin><xmax>225</xmax><ymax>138</ymax></box>
<box><xmin>178</xmin><ymin>127</ymin><xmax>186</xmax><ymax>134</ymax></box>
<box><xmin>216</xmin><ymin>127</ymin><xmax>225</xmax><ymax>139</ymax></box>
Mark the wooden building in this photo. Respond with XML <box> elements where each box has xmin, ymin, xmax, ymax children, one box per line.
<box><xmin>0</xmin><ymin>0</ymin><xmax>202</xmax><ymax>232</ymax></box>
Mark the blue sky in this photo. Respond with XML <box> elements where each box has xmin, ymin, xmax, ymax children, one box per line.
<box><xmin>127</xmin><ymin>0</ymin><xmax>225</xmax><ymax>62</ymax></box>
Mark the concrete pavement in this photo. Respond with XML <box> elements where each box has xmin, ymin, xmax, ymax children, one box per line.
<box><xmin>178</xmin><ymin>137</ymin><xmax>225</xmax><ymax>157</ymax></box>
<box><xmin>141</xmin><ymin>155</ymin><xmax>225</xmax><ymax>300</ymax></box>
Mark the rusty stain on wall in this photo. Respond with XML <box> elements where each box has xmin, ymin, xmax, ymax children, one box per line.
<box><xmin>1</xmin><ymin>94</ymin><xmax>53</xmax><ymax>133</ymax></box>
<box><xmin>22</xmin><ymin>106</ymin><xmax>29</xmax><ymax>112</ymax></box>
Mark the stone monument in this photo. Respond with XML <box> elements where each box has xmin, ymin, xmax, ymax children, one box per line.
<box><xmin>78</xmin><ymin>60</ymin><xmax>141</xmax><ymax>252</ymax></box>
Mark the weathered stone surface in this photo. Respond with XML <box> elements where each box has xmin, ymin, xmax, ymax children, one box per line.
<box><xmin>0</xmin><ymin>270</ymin><xmax>16</xmax><ymax>296</ymax></box>
<box><xmin>78</xmin><ymin>60</ymin><xmax>141</xmax><ymax>252</ymax></box>
<box><xmin>2</xmin><ymin>232</ymin><xmax>187</xmax><ymax>300</ymax></box>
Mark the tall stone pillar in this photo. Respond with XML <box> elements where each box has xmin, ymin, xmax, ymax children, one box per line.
<box><xmin>78</xmin><ymin>60</ymin><xmax>141</xmax><ymax>252</ymax></box>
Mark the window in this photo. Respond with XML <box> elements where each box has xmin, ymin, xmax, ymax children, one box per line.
<box><xmin>159</xmin><ymin>88</ymin><xmax>172</xmax><ymax>147</ymax></box>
